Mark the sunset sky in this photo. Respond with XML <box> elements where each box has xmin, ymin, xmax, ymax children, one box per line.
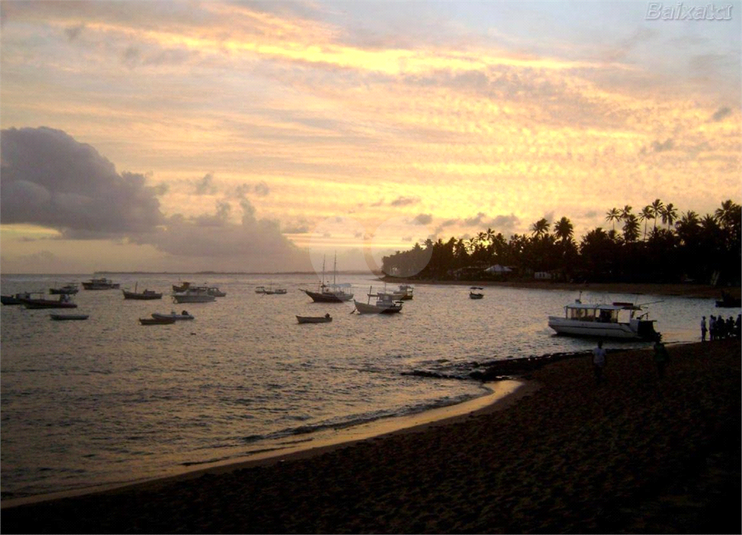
<box><xmin>1</xmin><ymin>1</ymin><xmax>740</xmax><ymax>273</ymax></box>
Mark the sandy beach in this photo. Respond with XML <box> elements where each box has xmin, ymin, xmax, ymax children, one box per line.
<box><xmin>2</xmin><ymin>338</ymin><xmax>739</xmax><ymax>533</ymax></box>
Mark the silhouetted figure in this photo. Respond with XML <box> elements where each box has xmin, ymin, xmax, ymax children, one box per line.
<box><xmin>736</xmin><ymin>315</ymin><xmax>741</xmax><ymax>338</ymax></box>
<box><xmin>709</xmin><ymin>315</ymin><xmax>717</xmax><ymax>341</ymax></box>
<box><xmin>592</xmin><ymin>340</ymin><xmax>607</xmax><ymax>385</ymax></box>
<box><xmin>653</xmin><ymin>335</ymin><xmax>670</xmax><ymax>378</ymax></box>
<box><xmin>701</xmin><ymin>316</ymin><xmax>707</xmax><ymax>342</ymax></box>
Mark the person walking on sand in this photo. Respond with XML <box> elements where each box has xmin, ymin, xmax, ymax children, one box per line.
<box><xmin>701</xmin><ymin>316</ymin><xmax>707</xmax><ymax>342</ymax></box>
<box><xmin>653</xmin><ymin>335</ymin><xmax>670</xmax><ymax>379</ymax></box>
<box><xmin>592</xmin><ymin>340</ymin><xmax>607</xmax><ymax>385</ymax></box>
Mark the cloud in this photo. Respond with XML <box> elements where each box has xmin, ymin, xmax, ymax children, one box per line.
<box><xmin>1</xmin><ymin>126</ymin><xmax>164</xmax><ymax>237</ymax></box>
<box><xmin>711</xmin><ymin>106</ymin><xmax>732</xmax><ymax>122</ymax></box>
<box><xmin>390</xmin><ymin>196</ymin><xmax>420</xmax><ymax>207</ymax></box>
<box><xmin>0</xmin><ymin>127</ymin><xmax>309</xmax><ymax>271</ymax></box>
<box><xmin>194</xmin><ymin>173</ymin><xmax>218</xmax><ymax>195</ymax></box>
<box><xmin>412</xmin><ymin>213</ymin><xmax>433</xmax><ymax>225</ymax></box>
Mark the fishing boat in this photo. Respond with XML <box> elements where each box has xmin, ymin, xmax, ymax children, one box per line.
<box><xmin>302</xmin><ymin>255</ymin><xmax>353</xmax><ymax>303</ymax></box>
<box><xmin>122</xmin><ymin>283</ymin><xmax>163</xmax><ymax>300</ymax></box>
<box><xmin>172</xmin><ymin>287</ymin><xmax>216</xmax><ymax>303</ymax></box>
<box><xmin>49</xmin><ymin>283</ymin><xmax>79</xmax><ymax>295</ymax></box>
<box><xmin>50</xmin><ymin>314</ymin><xmax>89</xmax><ymax>321</ymax></box>
<box><xmin>469</xmin><ymin>287</ymin><xmax>484</xmax><ymax>299</ymax></box>
<box><xmin>82</xmin><ymin>277</ymin><xmax>120</xmax><ymax>290</ymax></box>
<box><xmin>264</xmin><ymin>283</ymin><xmax>287</xmax><ymax>295</ymax></box>
<box><xmin>296</xmin><ymin>314</ymin><xmax>333</xmax><ymax>324</ymax></box>
<box><xmin>151</xmin><ymin>310</ymin><xmax>194</xmax><ymax>321</ymax></box>
<box><xmin>1</xmin><ymin>292</ymin><xmax>31</xmax><ymax>305</ymax></box>
<box><xmin>398</xmin><ymin>284</ymin><xmax>414</xmax><ymax>300</ymax></box>
<box><xmin>20</xmin><ymin>294</ymin><xmax>78</xmax><ymax>309</ymax></box>
<box><xmin>715</xmin><ymin>291</ymin><xmax>741</xmax><ymax>308</ymax></box>
<box><xmin>353</xmin><ymin>288</ymin><xmax>403</xmax><ymax>314</ymax></box>
<box><xmin>548</xmin><ymin>297</ymin><xmax>659</xmax><ymax>340</ymax></box>
<box><xmin>139</xmin><ymin>316</ymin><xmax>177</xmax><ymax>325</ymax></box>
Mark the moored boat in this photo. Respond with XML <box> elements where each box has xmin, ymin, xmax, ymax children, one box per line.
<box><xmin>173</xmin><ymin>282</ymin><xmax>193</xmax><ymax>293</ymax></box>
<box><xmin>398</xmin><ymin>284</ymin><xmax>414</xmax><ymax>300</ymax></box>
<box><xmin>21</xmin><ymin>294</ymin><xmax>78</xmax><ymax>309</ymax></box>
<box><xmin>139</xmin><ymin>316</ymin><xmax>177</xmax><ymax>325</ymax></box>
<box><xmin>1</xmin><ymin>292</ymin><xmax>31</xmax><ymax>305</ymax></box>
<box><xmin>469</xmin><ymin>287</ymin><xmax>484</xmax><ymax>299</ymax></box>
<box><xmin>172</xmin><ymin>287</ymin><xmax>216</xmax><ymax>303</ymax></box>
<box><xmin>50</xmin><ymin>283</ymin><xmax>79</xmax><ymax>295</ymax></box>
<box><xmin>50</xmin><ymin>313</ymin><xmax>89</xmax><ymax>321</ymax></box>
<box><xmin>82</xmin><ymin>278</ymin><xmax>120</xmax><ymax>290</ymax></box>
<box><xmin>302</xmin><ymin>255</ymin><xmax>354</xmax><ymax>303</ymax></box>
<box><xmin>548</xmin><ymin>298</ymin><xmax>658</xmax><ymax>340</ymax></box>
<box><xmin>353</xmin><ymin>288</ymin><xmax>403</xmax><ymax>314</ymax></box>
<box><xmin>207</xmin><ymin>286</ymin><xmax>226</xmax><ymax>297</ymax></box>
<box><xmin>151</xmin><ymin>310</ymin><xmax>194</xmax><ymax>321</ymax></box>
<box><xmin>122</xmin><ymin>284</ymin><xmax>163</xmax><ymax>300</ymax></box>
<box><xmin>296</xmin><ymin>314</ymin><xmax>333</xmax><ymax>324</ymax></box>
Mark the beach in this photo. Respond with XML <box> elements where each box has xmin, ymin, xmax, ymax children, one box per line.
<box><xmin>2</xmin><ymin>338</ymin><xmax>739</xmax><ymax>533</ymax></box>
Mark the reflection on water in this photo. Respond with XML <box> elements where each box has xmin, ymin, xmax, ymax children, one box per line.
<box><xmin>0</xmin><ymin>273</ymin><xmax>723</xmax><ymax>498</ymax></box>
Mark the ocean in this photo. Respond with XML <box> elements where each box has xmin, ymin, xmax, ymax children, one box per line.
<box><xmin>0</xmin><ymin>273</ymin><xmax>723</xmax><ymax>500</ymax></box>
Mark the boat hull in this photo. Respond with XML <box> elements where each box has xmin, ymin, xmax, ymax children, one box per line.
<box><xmin>304</xmin><ymin>289</ymin><xmax>353</xmax><ymax>303</ymax></box>
<box><xmin>21</xmin><ymin>299</ymin><xmax>78</xmax><ymax>309</ymax></box>
<box><xmin>151</xmin><ymin>313</ymin><xmax>194</xmax><ymax>321</ymax></box>
<box><xmin>548</xmin><ymin>317</ymin><xmax>656</xmax><ymax>340</ymax></box>
<box><xmin>1</xmin><ymin>294</ymin><xmax>30</xmax><ymax>305</ymax></box>
<box><xmin>50</xmin><ymin>314</ymin><xmax>89</xmax><ymax>321</ymax></box>
<box><xmin>172</xmin><ymin>294</ymin><xmax>216</xmax><ymax>303</ymax></box>
<box><xmin>353</xmin><ymin>300</ymin><xmax>402</xmax><ymax>314</ymax></box>
<box><xmin>139</xmin><ymin>317</ymin><xmax>176</xmax><ymax>325</ymax></box>
<box><xmin>296</xmin><ymin>316</ymin><xmax>333</xmax><ymax>323</ymax></box>
<box><xmin>122</xmin><ymin>290</ymin><xmax>163</xmax><ymax>300</ymax></box>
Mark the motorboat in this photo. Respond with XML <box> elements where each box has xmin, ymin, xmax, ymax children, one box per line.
<box><xmin>122</xmin><ymin>284</ymin><xmax>163</xmax><ymax>300</ymax></box>
<box><xmin>353</xmin><ymin>289</ymin><xmax>403</xmax><ymax>314</ymax></box>
<box><xmin>20</xmin><ymin>294</ymin><xmax>78</xmax><ymax>309</ymax></box>
<box><xmin>172</xmin><ymin>287</ymin><xmax>216</xmax><ymax>303</ymax></box>
<box><xmin>296</xmin><ymin>314</ymin><xmax>333</xmax><ymax>324</ymax></box>
<box><xmin>50</xmin><ymin>314</ymin><xmax>89</xmax><ymax>321</ymax></box>
<box><xmin>264</xmin><ymin>284</ymin><xmax>287</xmax><ymax>295</ymax></box>
<box><xmin>139</xmin><ymin>316</ymin><xmax>177</xmax><ymax>325</ymax></box>
<box><xmin>469</xmin><ymin>287</ymin><xmax>484</xmax><ymax>299</ymax></box>
<box><xmin>173</xmin><ymin>282</ymin><xmax>193</xmax><ymax>293</ymax></box>
<box><xmin>207</xmin><ymin>287</ymin><xmax>226</xmax><ymax>297</ymax></box>
<box><xmin>1</xmin><ymin>292</ymin><xmax>31</xmax><ymax>305</ymax></box>
<box><xmin>49</xmin><ymin>283</ymin><xmax>79</xmax><ymax>295</ymax></box>
<box><xmin>548</xmin><ymin>298</ymin><xmax>658</xmax><ymax>340</ymax></box>
<box><xmin>151</xmin><ymin>310</ymin><xmax>194</xmax><ymax>321</ymax></box>
<box><xmin>398</xmin><ymin>284</ymin><xmax>414</xmax><ymax>300</ymax></box>
<box><xmin>716</xmin><ymin>291</ymin><xmax>741</xmax><ymax>308</ymax></box>
<box><xmin>82</xmin><ymin>277</ymin><xmax>120</xmax><ymax>290</ymax></box>
<box><xmin>302</xmin><ymin>255</ymin><xmax>354</xmax><ymax>303</ymax></box>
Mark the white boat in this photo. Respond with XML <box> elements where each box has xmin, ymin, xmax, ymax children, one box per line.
<box><xmin>354</xmin><ymin>288</ymin><xmax>403</xmax><ymax>314</ymax></box>
<box><xmin>397</xmin><ymin>284</ymin><xmax>414</xmax><ymax>300</ymax></box>
<box><xmin>548</xmin><ymin>298</ymin><xmax>658</xmax><ymax>340</ymax></box>
<box><xmin>469</xmin><ymin>287</ymin><xmax>484</xmax><ymax>299</ymax></box>
<box><xmin>255</xmin><ymin>286</ymin><xmax>266</xmax><ymax>294</ymax></box>
<box><xmin>296</xmin><ymin>314</ymin><xmax>333</xmax><ymax>324</ymax></box>
<box><xmin>207</xmin><ymin>286</ymin><xmax>226</xmax><ymax>297</ymax></box>
<box><xmin>151</xmin><ymin>310</ymin><xmax>194</xmax><ymax>321</ymax></box>
<box><xmin>172</xmin><ymin>287</ymin><xmax>216</xmax><ymax>303</ymax></box>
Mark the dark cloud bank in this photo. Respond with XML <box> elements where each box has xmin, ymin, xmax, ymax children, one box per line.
<box><xmin>1</xmin><ymin>127</ymin><xmax>308</xmax><ymax>271</ymax></box>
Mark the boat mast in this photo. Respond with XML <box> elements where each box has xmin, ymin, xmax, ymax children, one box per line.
<box><xmin>333</xmin><ymin>253</ymin><xmax>337</xmax><ymax>287</ymax></box>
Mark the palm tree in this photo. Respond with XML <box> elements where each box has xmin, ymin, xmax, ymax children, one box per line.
<box><xmin>531</xmin><ymin>218</ymin><xmax>550</xmax><ymax>239</ymax></box>
<box><xmin>622</xmin><ymin>214</ymin><xmax>640</xmax><ymax>242</ymax></box>
<box><xmin>639</xmin><ymin>206</ymin><xmax>653</xmax><ymax>240</ymax></box>
<box><xmin>661</xmin><ymin>203</ymin><xmax>678</xmax><ymax>230</ymax></box>
<box><xmin>715</xmin><ymin>199</ymin><xmax>741</xmax><ymax>230</ymax></box>
<box><xmin>650</xmin><ymin>199</ymin><xmax>664</xmax><ymax>231</ymax></box>
<box><xmin>553</xmin><ymin>217</ymin><xmax>574</xmax><ymax>243</ymax></box>
<box><xmin>620</xmin><ymin>205</ymin><xmax>633</xmax><ymax>222</ymax></box>
<box><xmin>605</xmin><ymin>207</ymin><xmax>620</xmax><ymax>231</ymax></box>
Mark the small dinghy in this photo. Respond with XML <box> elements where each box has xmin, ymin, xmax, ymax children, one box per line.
<box><xmin>296</xmin><ymin>314</ymin><xmax>333</xmax><ymax>324</ymax></box>
<box><xmin>469</xmin><ymin>287</ymin><xmax>484</xmax><ymax>299</ymax></box>
<box><xmin>139</xmin><ymin>316</ymin><xmax>177</xmax><ymax>325</ymax></box>
<box><xmin>151</xmin><ymin>310</ymin><xmax>194</xmax><ymax>321</ymax></box>
<box><xmin>50</xmin><ymin>314</ymin><xmax>89</xmax><ymax>321</ymax></box>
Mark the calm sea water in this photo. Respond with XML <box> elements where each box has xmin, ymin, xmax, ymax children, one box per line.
<box><xmin>1</xmin><ymin>273</ymin><xmax>728</xmax><ymax>500</ymax></box>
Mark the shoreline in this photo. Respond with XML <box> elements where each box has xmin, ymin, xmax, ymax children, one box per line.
<box><xmin>2</xmin><ymin>379</ymin><xmax>530</xmax><ymax>510</ymax></box>
<box><xmin>380</xmin><ymin>276</ymin><xmax>741</xmax><ymax>300</ymax></box>
<box><xmin>3</xmin><ymin>339</ymin><xmax>739</xmax><ymax>533</ymax></box>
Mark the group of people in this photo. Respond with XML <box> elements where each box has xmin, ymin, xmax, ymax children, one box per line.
<box><xmin>700</xmin><ymin>314</ymin><xmax>741</xmax><ymax>341</ymax></box>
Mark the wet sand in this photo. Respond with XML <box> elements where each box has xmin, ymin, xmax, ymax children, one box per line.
<box><xmin>3</xmin><ymin>339</ymin><xmax>740</xmax><ymax>533</ymax></box>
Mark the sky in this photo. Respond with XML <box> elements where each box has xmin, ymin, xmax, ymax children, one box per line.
<box><xmin>1</xmin><ymin>0</ymin><xmax>740</xmax><ymax>274</ymax></box>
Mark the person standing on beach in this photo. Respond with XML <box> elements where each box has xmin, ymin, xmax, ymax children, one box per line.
<box><xmin>701</xmin><ymin>316</ymin><xmax>707</xmax><ymax>342</ymax></box>
<box><xmin>653</xmin><ymin>336</ymin><xmax>670</xmax><ymax>378</ymax></box>
<box><xmin>592</xmin><ymin>340</ymin><xmax>607</xmax><ymax>385</ymax></box>
<box><xmin>709</xmin><ymin>315</ymin><xmax>716</xmax><ymax>341</ymax></box>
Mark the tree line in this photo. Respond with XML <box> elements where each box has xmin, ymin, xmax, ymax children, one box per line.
<box><xmin>381</xmin><ymin>199</ymin><xmax>741</xmax><ymax>285</ymax></box>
